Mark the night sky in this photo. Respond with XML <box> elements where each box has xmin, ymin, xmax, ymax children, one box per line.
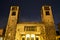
<box><xmin>0</xmin><ymin>0</ymin><xmax>60</xmax><ymax>31</ymax></box>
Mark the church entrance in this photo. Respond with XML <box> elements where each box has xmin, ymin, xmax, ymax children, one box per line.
<box><xmin>21</xmin><ymin>34</ymin><xmax>43</xmax><ymax>40</ymax></box>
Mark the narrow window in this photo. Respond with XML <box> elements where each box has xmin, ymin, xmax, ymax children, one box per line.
<box><xmin>46</xmin><ymin>11</ymin><xmax>50</xmax><ymax>15</ymax></box>
<box><xmin>44</xmin><ymin>6</ymin><xmax>50</xmax><ymax>10</ymax></box>
<box><xmin>12</xmin><ymin>12</ymin><xmax>16</xmax><ymax>16</ymax></box>
<box><xmin>24</xmin><ymin>26</ymin><xmax>36</xmax><ymax>31</ymax></box>
<box><xmin>12</xmin><ymin>7</ymin><xmax>17</xmax><ymax>10</ymax></box>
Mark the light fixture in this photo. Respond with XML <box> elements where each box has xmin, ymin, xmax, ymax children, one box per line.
<box><xmin>31</xmin><ymin>34</ymin><xmax>35</xmax><ymax>37</ymax></box>
<box><xmin>26</xmin><ymin>34</ymin><xmax>30</xmax><ymax>38</ymax></box>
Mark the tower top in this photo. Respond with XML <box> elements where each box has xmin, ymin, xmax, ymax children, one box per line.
<box><xmin>10</xmin><ymin>6</ymin><xmax>19</xmax><ymax>10</ymax></box>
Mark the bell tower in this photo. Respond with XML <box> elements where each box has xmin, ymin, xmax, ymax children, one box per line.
<box><xmin>41</xmin><ymin>5</ymin><xmax>55</xmax><ymax>25</ymax></box>
<box><xmin>4</xmin><ymin>6</ymin><xmax>19</xmax><ymax>40</ymax></box>
<box><xmin>41</xmin><ymin>5</ymin><xmax>56</xmax><ymax>40</ymax></box>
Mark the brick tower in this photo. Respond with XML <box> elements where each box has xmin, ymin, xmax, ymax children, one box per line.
<box><xmin>4</xmin><ymin>6</ymin><xmax>19</xmax><ymax>40</ymax></box>
<box><xmin>41</xmin><ymin>5</ymin><xmax>56</xmax><ymax>40</ymax></box>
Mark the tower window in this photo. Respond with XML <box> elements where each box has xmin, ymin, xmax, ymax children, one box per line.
<box><xmin>44</xmin><ymin>6</ymin><xmax>50</xmax><ymax>10</ymax></box>
<box><xmin>46</xmin><ymin>11</ymin><xmax>50</xmax><ymax>15</ymax></box>
<box><xmin>12</xmin><ymin>7</ymin><xmax>17</xmax><ymax>10</ymax></box>
<box><xmin>24</xmin><ymin>26</ymin><xmax>37</xmax><ymax>31</ymax></box>
<box><xmin>12</xmin><ymin>12</ymin><xmax>16</xmax><ymax>16</ymax></box>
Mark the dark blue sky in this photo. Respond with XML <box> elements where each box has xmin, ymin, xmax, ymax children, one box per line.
<box><xmin>0</xmin><ymin>0</ymin><xmax>60</xmax><ymax>31</ymax></box>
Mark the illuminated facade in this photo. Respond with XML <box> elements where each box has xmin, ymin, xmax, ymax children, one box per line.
<box><xmin>4</xmin><ymin>5</ymin><xmax>56</xmax><ymax>40</ymax></box>
<box><xmin>15</xmin><ymin>22</ymin><xmax>46</xmax><ymax>40</ymax></box>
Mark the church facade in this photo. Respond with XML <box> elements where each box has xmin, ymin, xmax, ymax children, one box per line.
<box><xmin>4</xmin><ymin>5</ymin><xmax>56</xmax><ymax>40</ymax></box>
